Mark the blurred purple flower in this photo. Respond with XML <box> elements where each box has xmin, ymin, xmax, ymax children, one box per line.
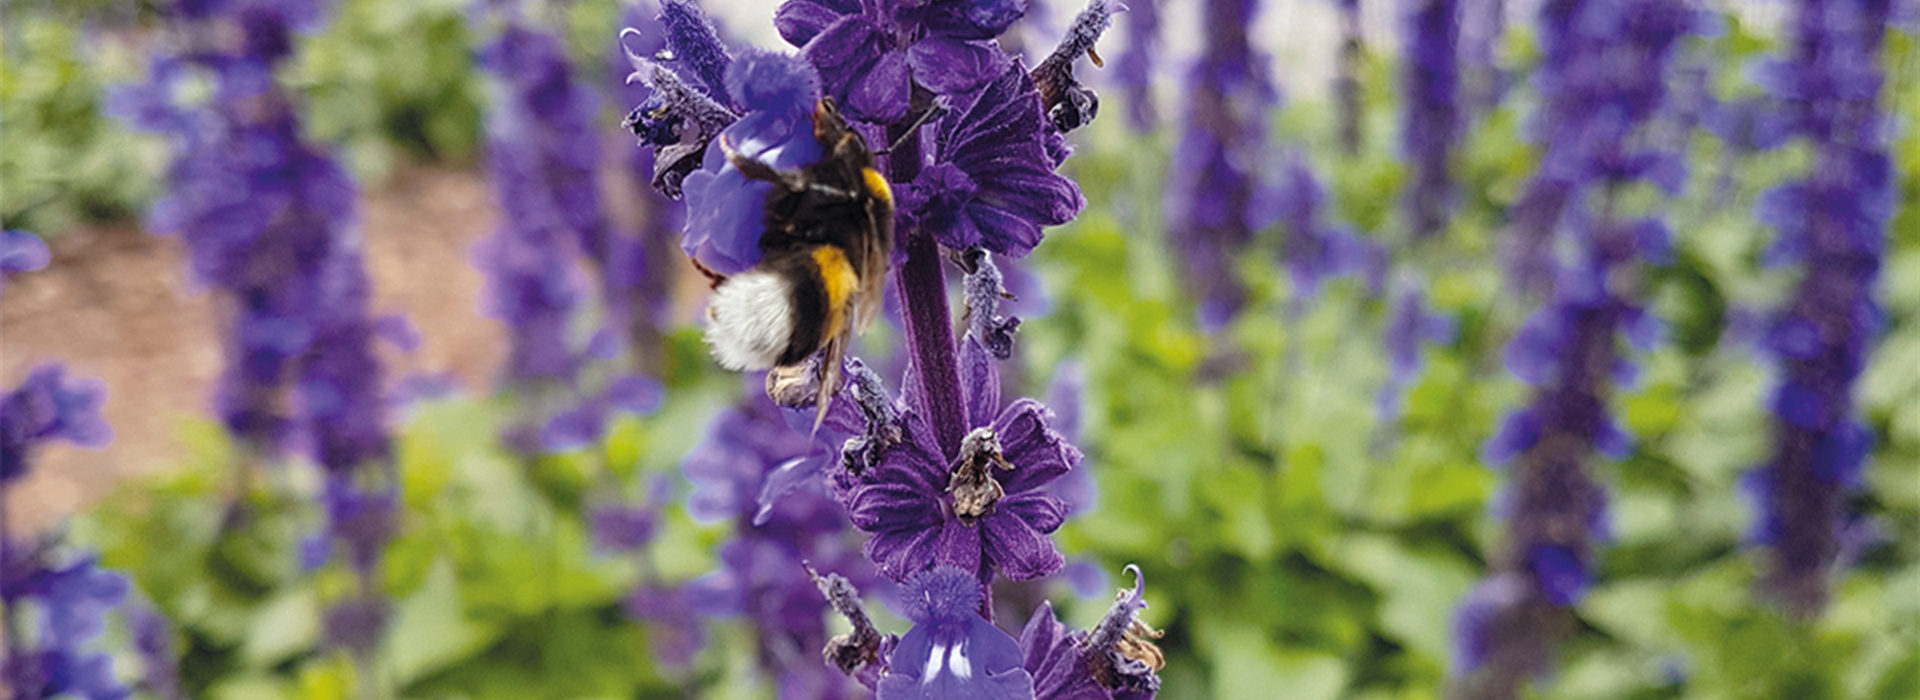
<box><xmin>1378</xmin><ymin>283</ymin><xmax>1455</xmax><ymax>418</ymax></box>
<box><xmin>680</xmin><ymin>388</ymin><xmax>880</xmax><ymax>697</ymax></box>
<box><xmin>1403</xmin><ymin>0</ymin><xmax>1460</xmax><ymax>240</ymax></box>
<box><xmin>0</xmin><ymin>547</ymin><xmax>131</xmax><ymax>700</ymax></box>
<box><xmin>1165</xmin><ymin>0</ymin><xmax>1277</xmax><ymax>330</ymax></box>
<box><xmin>1458</xmin><ymin>2</ymin><xmax>1694</xmax><ymax>697</ymax></box>
<box><xmin>1110</xmin><ymin>0</ymin><xmax>1159</xmax><ymax>130</ymax></box>
<box><xmin>1747</xmin><ymin>0</ymin><xmax>1892</xmax><ymax>617</ymax></box>
<box><xmin>1266</xmin><ymin>159</ymin><xmax>1382</xmax><ymax>301</ymax></box>
<box><xmin>478</xmin><ymin>16</ymin><xmax>597</xmax><ymax>392</ymax></box>
<box><xmin>1</xmin><ymin>230</ymin><xmax>51</xmax><ymax>294</ymax></box>
<box><xmin>1</xmin><ymin>365</ymin><xmax>112</xmax><ymax>485</ymax></box>
<box><xmin>1501</xmin><ymin>0</ymin><xmax>1696</xmax><ymax>294</ymax></box>
<box><xmin>121</xmin><ymin>2</ymin><xmax>397</xmax><ymax>477</ymax></box>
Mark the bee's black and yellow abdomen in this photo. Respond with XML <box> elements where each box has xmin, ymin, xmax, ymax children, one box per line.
<box><xmin>753</xmin><ymin>244</ymin><xmax>851</xmax><ymax>366</ymax></box>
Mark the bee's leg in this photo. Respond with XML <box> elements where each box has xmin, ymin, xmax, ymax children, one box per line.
<box><xmin>719</xmin><ymin>134</ymin><xmax>809</xmax><ymax>191</ymax></box>
<box><xmin>687</xmin><ymin>255</ymin><xmax>728</xmax><ymax>289</ymax></box>
<box><xmin>876</xmin><ymin>97</ymin><xmax>949</xmax><ymax>156</ymax></box>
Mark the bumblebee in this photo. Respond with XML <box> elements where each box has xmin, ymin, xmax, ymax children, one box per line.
<box><xmin>698</xmin><ymin>98</ymin><xmax>893</xmax><ymax>418</ymax></box>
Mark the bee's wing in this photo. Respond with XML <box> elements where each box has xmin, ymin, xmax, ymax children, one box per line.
<box><xmin>812</xmin><ymin>332</ymin><xmax>849</xmax><ymax>434</ymax></box>
<box><xmin>853</xmin><ymin>202</ymin><xmax>893</xmax><ymax>333</ymax></box>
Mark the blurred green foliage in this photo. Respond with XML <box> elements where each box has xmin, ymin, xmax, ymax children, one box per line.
<box><xmin>0</xmin><ymin>17</ymin><xmax>163</xmax><ymax>235</ymax></box>
<box><xmin>294</xmin><ymin>0</ymin><xmax>487</xmax><ymax>181</ymax></box>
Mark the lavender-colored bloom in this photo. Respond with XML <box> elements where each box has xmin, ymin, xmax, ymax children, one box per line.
<box><xmin>1500</xmin><ymin>0</ymin><xmax>1695</xmax><ymax>294</ymax></box>
<box><xmin>677</xmin><ymin>51</ymin><xmax>825</xmax><ymax>276</ymax></box>
<box><xmin>878</xmin><ymin>566</ymin><xmax>1036</xmax><ymax>700</ymax></box>
<box><xmin>0</xmin><ymin>547</ymin><xmax>131</xmax><ymax>700</ymax></box>
<box><xmin>1</xmin><ymin>365</ymin><xmax>112</xmax><ymax>485</ymax></box>
<box><xmin>1403</xmin><ymin>0</ymin><xmax>1460</xmax><ymax>240</ymax></box>
<box><xmin>477</xmin><ymin>17</ymin><xmax>598</xmax><ymax>393</ymax></box>
<box><xmin>128</xmin><ymin>605</ymin><xmax>185</xmax><ymax>700</ymax></box>
<box><xmin>120</xmin><ymin>1</ymin><xmax>392</xmax><ymax>465</ymax></box>
<box><xmin>1746</xmin><ymin>0</ymin><xmax>1892</xmax><ymax>617</ymax></box>
<box><xmin>1378</xmin><ymin>282</ymin><xmax>1455</xmax><ymax>418</ymax></box>
<box><xmin>1456</xmin><ymin>2</ymin><xmax>1693</xmax><ymax>697</ymax></box>
<box><xmin>774</xmin><ymin>0</ymin><xmax>1022</xmax><ymax>123</ymax></box>
<box><xmin>904</xmin><ymin>62</ymin><xmax>1085</xmax><ymax>259</ymax></box>
<box><xmin>1459</xmin><ymin>0</ymin><xmax>1509</xmax><ymax>119</ymax></box>
<box><xmin>1</xmin><ymin>230</ymin><xmax>51</xmax><ymax>294</ymax></box>
<box><xmin>1266</xmin><ymin>159</ymin><xmax>1380</xmax><ymax>301</ymax></box>
<box><xmin>1110</xmin><ymin>0</ymin><xmax>1159</xmax><ymax>130</ymax></box>
<box><xmin>680</xmin><ymin>387</ymin><xmax>879</xmax><ymax>697</ymax></box>
<box><xmin>1165</xmin><ymin>0</ymin><xmax>1277</xmax><ymax>330</ymax></box>
<box><xmin>847</xmin><ymin>385</ymin><xmax>1076</xmax><ymax>584</ymax></box>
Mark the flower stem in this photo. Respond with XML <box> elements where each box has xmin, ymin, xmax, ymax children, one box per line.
<box><xmin>888</xmin><ymin>93</ymin><xmax>966</xmax><ymax>459</ymax></box>
<box><xmin>896</xmin><ymin>229</ymin><xmax>966</xmax><ymax>459</ymax></box>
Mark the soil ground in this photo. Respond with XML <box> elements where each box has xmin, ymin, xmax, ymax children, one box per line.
<box><xmin>1</xmin><ymin>164</ymin><xmax>506</xmax><ymax>532</ymax></box>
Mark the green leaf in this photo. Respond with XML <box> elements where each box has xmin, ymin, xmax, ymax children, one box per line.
<box><xmin>387</xmin><ymin>558</ymin><xmax>504</xmax><ymax>685</ymax></box>
<box><xmin>1208</xmin><ymin>624</ymin><xmax>1348</xmax><ymax>700</ymax></box>
<box><xmin>240</xmin><ymin>585</ymin><xmax>320</xmax><ymax>669</ymax></box>
<box><xmin>1324</xmin><ymin>534</ymin><xmax>1476</xmax><ymax>669</ymax></box>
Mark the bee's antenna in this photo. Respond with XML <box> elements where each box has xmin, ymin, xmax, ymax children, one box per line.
<box><xmin>876</xmin><ymin>98</ymin><xmax>949</xmax><ymax>156</ymax></box>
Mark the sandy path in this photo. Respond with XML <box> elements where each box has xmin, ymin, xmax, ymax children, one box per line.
<box><xmin>1</xmin><ymin>165</ymin><xmax>505</xmax><ymax>532</ymax></box>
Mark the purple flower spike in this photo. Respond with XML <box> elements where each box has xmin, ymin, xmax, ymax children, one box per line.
<box><xmin>1110</xmin><ymin>0</ymin><xmax>1160</xmax><ymax>130</ymax></box>
<box><xmin>878</xmin><ymin>566</ymin><xmax>1036</xmax><ymax>700</ymax></box>
<box><xmin>1455</xmin><ymin>2</ymin><xmax>1695</xmax><ymax>698</ymax></box>
<box><xmin>1748</xmin><ymin>0</ymin><xmax>1892</xmax><ymax>617</ymax></box>
<box><xmin>1019</xmin><ymin>564</ymin><xmax>1163</xmax><ymax>700</ymax></box>
<box><xmin>1402</xmin><ymin>0</ymin><xmax>1460</xmax><ymax>240</ymax></box>
<box><xmin>849</xmin><ymin>397</ymin><xmax>1076</xmax><ymax>585</ymax></box>
<box><xmin>1165</xmin><ymin>0</ymin><xmax>1277</xmax><ymax>329</ymax></box>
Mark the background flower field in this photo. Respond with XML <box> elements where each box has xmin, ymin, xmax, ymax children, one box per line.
<box><xmin>1</xmin><ymin>1</ymin><xmax>1916</xmax><ymax>699</ymax></box>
